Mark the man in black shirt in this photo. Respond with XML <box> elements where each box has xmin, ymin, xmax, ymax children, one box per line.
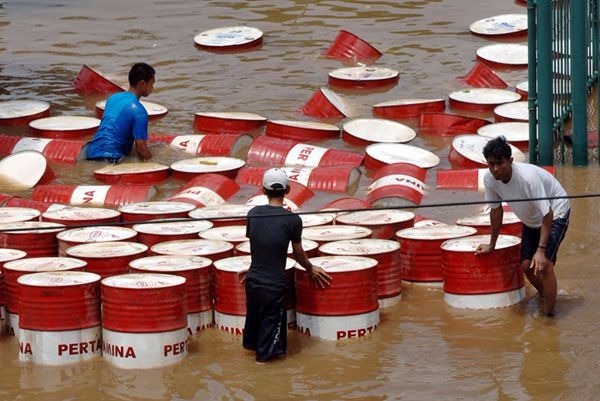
<box><xmin>242</xmin><ymin>168</ymin><xmax>331</xmax><ymax>363</ymax></box>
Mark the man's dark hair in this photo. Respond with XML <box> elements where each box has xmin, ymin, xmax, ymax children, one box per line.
<box><xmin>128</xmin><ymin>62</ymin><xmax>155</xmax><ymax>87</ymax></box>
<box><xmin>483</xmin><ymin>136</ymin><xmax>512</xmax><ymax>160</ymax></box>
<box><xmin>264</xmin><ymin>183</ymin><xmax>287</xmax><ymax>198</ymax></box>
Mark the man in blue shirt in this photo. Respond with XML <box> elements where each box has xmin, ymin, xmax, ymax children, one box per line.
<box><xmin>86</xmin><ymin>62</ymin><xmax>155</xmax><ymax>163</ymax></box>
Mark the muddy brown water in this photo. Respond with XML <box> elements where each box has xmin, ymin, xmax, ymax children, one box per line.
<box><xmin>0</xmin><ymin>1</ymin><xmax>599</xmax><ymax>400</ymax></box>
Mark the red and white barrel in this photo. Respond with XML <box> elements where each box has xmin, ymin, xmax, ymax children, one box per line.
<box><xmin>193</xmin><ymin>26</ymin><xmax>263</xmax><ymax>51</ymax></box>
<box><xmin>372</xmin><ymin>98</ymin><xmax>446</xmax><ymax>120</ymax></box>
<box><xmin>441</xmin><ymin>234</ymin><xmax>525</xmax><ymax>309</ymax></box>
<box><xmin>436</xmin><ymin>168</ymin><xmax>488</xmax><ymax>190</ymax></box>
<box><xmin>493</xmin><ymin>101</ymin><xmax>528</xmax><ymax>123</ymax></box>
<box><xmin>419</xmin><ymin>112</ymin><xmax>490</xmax><ymax>136</ymax></box>
<box><xmin>150</xmin><ymin>239</ymin><xmax>234</xmax><ymax>261</ymax></box>
<box><xmin>73</xmin><ymin>65</ymin><xmax>125</xmax><ymax>94</ymax></box>
<box><xmin>0</xmin><ymin>136</ymin><xmax>86</xmax><ymax>165</ymax></box>
<box><xmin>319</xmin><ymin>239</ymin><xmax>402</xmax><ymax>307</ymax></box>
<box><xmin>335</xmin><ymin>209</ymin><xmax>415</xmax><ymax>240</ymax></box>
<box><xmin>188</xmin><ymin>204</ymin><xmax>253</xmax><ymax>227</ymax></box>
<box><xmin>170</xmin><ymin>157</ymin><xmax>245</xmax><ymax>180</ymax></box>
<box><xmin>246</xmin><ymin>181</ymin><xmax>314</xmax><ymax>211</ymax></box>
<box><xmin>236</xmin><ymin>165</ymin><xmax>361</xmax><ymax>194</ymax></box>
<box><xmin>199</xmin><ymin>225</ymin><xmax>248</xmax><ymax>245</ymax></box>
<box><xmin>31</xmin><ymin>184</ymin><xmax>156</xmax><ymax>207</ymax></box>
<box><xmin>193</xmin><ymin>112</ymin><xmax>266</xmax><ymax>133</ymax></box>
<box><xmin>365</xmin><ymin>143</ymin><xmax>439</xmax><ymax>170</ymax></box>
<box><xmin>449</xmin><ymin>135</ymin><xmax>526</xmax><ymax>168</ymax></box>
<box><xmin>41</xmin><ymin>206</ymin><xmax>121</xmax><ymax>227</ymax></box>
<box><xmin>456</xmin><ymin>211</ymin><xmax>522</xmax><ymax>237</ymax></box>
<box><xmin>0</xmin><ymin>207</ymin><xmax>41</xmax><ymax>223</ymax></box>
<box><xmin>0</xmin><ymin>249</ymin><xmax>27</xmax><ymax>333</ymax></box>
<box><xmin>469</xmin><ymin>14</ymin><xmax>527</xmax><ymax>37</ymax></box>
<box><xmin>477</xmin><ymin>122</ymin><xmax>529</xmax><ymax>148</ymax></box>
<box><xmin>324</xmin><ymin>30</ymin><xmax>382</xmax><ymax>62</ymax></box>
<box><xmin>0</xmin><ymin>100</ymin><xmax>51</xmax><ymax>126</ymax></box>
<box><xmin>295</xmin><ymin>256</ymin><xmax>379</xmax><ymax>340</ymax></box>
<box><xmin>266</xmin><ymin>120</ymin><xmax>340</xmax><ymax>141</ymax></box>
<box><xmin>66</xmin><ymin>242</ymin><xmax>148</xmax><ymax>279</ymax></box>
<box><xmin>448</xmin><ymin>88</ymin><xmax>521</xmax><ymax>112</ymax></box>
<box><xmin>0</xmin><ymin>196</ymin><xmax>57</xmax><ymax>213</ymax></box>
<box><xmin>133</xmin><ymin>219</ymin><xmax>213</xmax><ymax>248</ymax></box>
<box><xmin>3</xmin><ymin>257</ymin><xmax>86</xmax><ymax>337</ymax></box>
<box><xmin>96</xmin><ymin>99</ymin><xmax>168</xmax><ymax>121</ymax></box>
<box><xmin>476</xmin><ymin>43</ymin><xmax>528</xmax><ymax>68</ymax></box>
<box><xmin>94</xmin><ymin>162</ymin><xmax>170</xmax><ymax>184</ymax></box>
<box><xmin>129</xmin><ymin>255</ymin><xmax>214</xmax><ymax>335</ymax></box>
<box><xmin>118</xmin><ymin>201</ymin><xmax>196</xmax><ymax>224</ymax></box>
<box><xmin>0</xmin><ymin>151</ymin><xmax>55</xmax><ymax>190</ymax></box>
<box><xmin>29</xmin><ymin>116</ymin><xmax>100</xmax><ymax>139</ymax></box>
<box><xmin>0</xmin><ymin>221</ymin><xmax>65</xmax><ymax>257</ymax></box>
<box><xmin>302</xmin><ymin>225</ymin><xmax>372</xmax><ymax>246</ymax></box>
<box><xmin>395</xmin><ymin>224</ymin><xmax>477</xmax><ymax>283</ymax></box>
<box><xmin>57</xmin><ymin>226</ymin><xmax>138</xmax><ymax>257</ymax></box>
<box><xmin>17</xmin><ymin>271</ymin><xmax>102</xmax><ymax>365</ymax></box>
<box><xmin>515</xmin><ymin>81</ymin><xmax>528</xmax><ymax>99</ymax></box>
<box><xmin>247</xmin><ymin>136</ymin><xmax>363</xmax><ymax>168</ymax></box>
<box><xmin>101</xmin><ymin>273</ymin><xmax>188</xmax><ymax>369</ymax></box>
<box><xmin>150</xmin><ymin>133</ymin><xmax>252</xmax><ymax>158</ymax></box>
<box><xmin>342</xmin><ymin>118</ymin><xmax>416</xmax><ymax>146</ymax></box>
<box><xmin>302</xmin><ymin>87</ymin><xmax>350</xmax><ymax>119</ymax></box>
<box><xmin>167</xmin><ymin>173</ymin><xmax>240</xmax><ymax>208</ymax></box>
<box><xmin>366</xmin><ymin>163</ymin><xmax>428</xmax><ymax>206</ymax></box>
<box><xmin>235</xmin><ymin>238</ymin><xmax>320</xmax><ymax>258</ymax></box>
<box><xmin>328</xmin><ymin>66</ymin><xmax>399</xmax><ymax>89</ymax></box>
<box><xmin>462</xmin><ymin>61</ymin><xmax>508</xmax><ymax>89</ymax></box>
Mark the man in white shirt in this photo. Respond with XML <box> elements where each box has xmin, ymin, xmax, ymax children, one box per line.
<box><xmin>475</xmin><ymin>137</ymin><xmax>570</xmax><ymax>317</ymax></box>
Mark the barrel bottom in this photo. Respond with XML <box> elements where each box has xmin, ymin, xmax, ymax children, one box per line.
<box><xmin>187</xmin><ymin>310</ymin><xmax>214</xmax><ymax>336</ymax></box>
<box><xmin>444</xmin><ymin>287</ymin><xmax>526</xmax><ymax>309</ymax></box>
<box><xmin>295</xmin><ymin>310</ymin><xmax>379</xmax><ymax>341</ymax></box>
<box><xmin>378</xmin><ymin>293</ymin><xmax>402</xmax><ymax>308</ymax></box>
<box><xmin>19</xmin><ymin>326</ymin><xmax>101</xmax><ymax>365</ymax></box>
<box><xmin>102</xmin><ymin>327</ymin><xmax>188</xmax><ymax>369</ymax></box>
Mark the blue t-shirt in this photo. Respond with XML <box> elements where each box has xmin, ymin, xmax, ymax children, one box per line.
<box><xmin>86</xmin><ymin>92</ymin><xmax>148</xmax><ymax>160</ymax></box>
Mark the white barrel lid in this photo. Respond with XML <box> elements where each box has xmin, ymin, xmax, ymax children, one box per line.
<box><xmin>441</xmin><ymin>234</ymin><xmax>521</xmax><ymax>252</ymax></box>
<box><xmin>198</xmin><ymin>225</ymin><xmax>248</xmax><ymax>242</ymax></box>
<box><xmin>320</xmin><ymin>87</ymin><xmax>350</xmax><ymax>117</ymax></box>
<box><xmin>456</xmin><ymin>211</ymin><xmax>521</xmax><ymax>226</ymax></box>
<box><xmin>302</xmin><ymin>225</ymin><xmax>372</xmax><ymax>241</ymax></box>
<box><xmin>269</xmin><ymin>120</ymin><xmax>339</xmax><ymax>132</ymax></box>
<box><xmin>319</xmin><ymin>239</ymin><xmax>399</xmax><ymax>255</ymax></box>
<box><xmin>329</xmin><ymin>66</ymin><xmax>399</xmax><ymax>82</ymax></box>
<box><xmin>129</xmin><ymin>255</ymin><xmax>212</xmax><ymax>271</ymax></box>
<box><xmin>29</xmin><ymin>116</ymin><xmax>100</xmax><ymax>131</ymax></box>
<box><xmin>133</xmin><ymin>219</ymin><xmax>213</xmax><ymax>235</ymax></box>
<box><xmin>42</xmin><ymin>206</ymin><xmax>121</xmax><ymax>221</ymax></box>
<box><xmin>476</xmin><ymin>43</ymin><xmax>528</xmax><ymax>66</ymax></box>
<box><xmin>0</xmin><ymin>207</ymin><xmax>41</xmax><ymax>223</ymax></box>
<box><xmin>17</xmin><ymin>271</ymin><xmax>101</xmax><ymax>287</ymax></box>
<box><xmin>0</xmin><ymin>248</ymin><xmax>27</xmax><ymax>262</ymax></box>
<box><xmin>0</xmin><ymin>221</ymin><xmax>65</xmax><ymax>234</ymax></box>
<box><xmin>214</xmin><ymin>255</ymin><xmax>295</xmax><ymax>273</ymax></box>
<box><xmin>478</xmin><ymin>122</ymin><xmax>528</xmax><ymax>142</ymax></box>
<box><xmin>298</xmin><ymin>256</ymin><xmax>377</xmax><ymax>273</ymax></box>
<box><xmin>335</xmin><ymin>209</ymin><xmax>415</xmax><ymax>225</ymax></box>
<box><xmin>193</xmin><ymin>26</ymin><xmax>263</xmax><ymax>48</ymax></box>
<box><xmin>96</xmin><ymin>100</ymin><xmax>168</xmax><ymax>117</ymax></box>
<box><xmin>343</xmin><ymin>118</ymin><xmax>416</xmax><ymax>143</ymax></box>
<box><xmin>396</xmin><ymin>224</ymin><xmax>477</xmax><ymax>240</ymax></box>
<box><xmin>515</xmin><ymin>81</ymin><xmax>528</xmax><ymax>93</ymax></box>
<box><xmin>188</xmin><ymin>204</ymin><xmax>252</xmax><ymax>220</ymax></box>
<box><xmin>57</xmin><ymin>226</ymin><xmax>137</xmax><ymax>243</ymax></box>
<box><xmin>452</xmin><ymin>135</ymin><xmax>526</xmax><ymax>164</ymax></box>
<box><xmin>469</xmin><ymin>14</ymin><xmax>527</xmax><ymax>36</ymax></box>
<box><xmin>366</xmin><ymin>143</ymin><xmax>440</xmax><ymax>168</ymax></box>
<box><xmin>413</xmin><ymin>219</ymin><xmax>446</xmax><ymax>228</ymax></box>
<box><xmin>102</xmin><ymin>273</ymin><xmax>186</xmax><ymax>289</ymax></box>
<box><xmin>236</xmin><ymin>238</ymin><xmax>319</xmax><ymax>254</ymax></box>
<box><xmin>0</xmin><ymin>100</ymin><xmax>50</xmax><ymax>119</ymax></box>
<box><xmin>95</xmin><ymin>162</ymin><xmax>169</xmax><ymax>175</ymax></box>
<box><xmin>300</xmin><ymin>212</ymin><xmax>334</xmax><ymax>227</ymax></box>
<box><xmin>66</xmin><ymin>241</ymin><xmax>148</xmax><ymax>258</ymax></box>
<box><xmin>4</xmin><ymin>256</ymin><xmax>87</xmax><ymax>272</ymax></box>
<box><xmin>373</xmin><ymin>98</ymin><xmax>445</xmax><ymax>107</ymax></box>
<box><xmin>194</xmin><ymin>111</ymin><xmax>267</xmax><ymax>121</ymax></box>
<box><xmin>119</xmin><ymin>201</ymin><xmax>195</xmax><ymax>215</ymax></box>
<box><xmin>151</xmin><ymin>239</ymin><xmax>233</xmax><ymax>256</ymax></box>
<box><xmin>493</xmin><ymin>101</ymin><xmax>528</xmax><ymax>121</ymax></box>
<box><xmin>449</xmin><ymin>88</ymin><xmax>521</xmax><ymax>106</ymax></box>
<box><xmin>170</xmin><ymin>157</ymin><xmax>245</xmax><ymax>173</ymax></box>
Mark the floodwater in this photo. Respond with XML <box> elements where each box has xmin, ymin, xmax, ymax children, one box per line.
<box><xmin>1</xmin><ymin>0</ymin><xmax>599</xmax><ymax>400</ymax></box>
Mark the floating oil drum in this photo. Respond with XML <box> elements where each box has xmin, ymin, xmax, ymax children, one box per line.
<box><xmin>96</xmin><ymin>99</ymin><xmax>168</xmax><ymax>121</ymax></box>
<box><xmin>0</xmin><ymin>196</ymin><xmax>56</xmax><ymax>213</ymax></box>
<box><xmin>441</xmin><ymin>234</ymin><xmax>525</xmax><ymax>309</ymax></box>
<box><xmin>101</xmin><ymin>273</ymin><xmax>188</xmax><ymax>369</ymax></box>
<box><xmin>17</xmin><ymin>271</ymin><xmax>101</xmax><ymax>365</ymax></box>
<box><xmin>170</xmin><ymin>157</ymin><xmax>245</xmax><ymax>180</ymax></box>
<box><xmin>476</xmin><ymin>43</ymin><xmax>528</xmax><ymax>67</ymax></box>
<box><xmin>0</xmin><ymin>221</ymin><xmax>65</xmax><ymax>257</ymax></box>
<box><xmin>57</xmin><ymin>226</ymin><xmax>138</xmax><ymax>257</ymax></box>
<box><xmin>0</xmin><ymin>136</ymin><xmax>86</xmax><ymax>165</ymax></box>
<box><xmin>118</xmin><ymin>201</ymin><xmax>196</xmax><ymax>224</ymax></box>
<box><xmin>364</xmin><ymin>143</ymin><xmax>439</xmax><ymax>170</ymax></box>
<box><xmin>0</xmin><ymin>151</ymin><xmax>55</xmax><ymax>189</ymax></box>
<box><xmin>198</xmin><ymin>225</ymin><xmax>248</xmax><ymax>246</ymax></box>
<box><xmin>448</xmin><ymin>88</ymin><xmax>521</xmax><ymax>112</ymax></box>
<box><xmin>41</xmin><ymin>206</ymin><xmax>121</xmax><ymax>228</ymax></box>
<box><xmin>299</xmin><ymin>212</ymin><xmax>334</xmax><ymax>228</ymax></box>
<box><xmin>66</xmin><ymin>242</ymin><xmax>147</xmax><ymax>279</ymax></box>
<box><xmin>0</xmin><ymin>249</ymin><xmax>27</xmax><ymax>334</ymax></box>
<box><xmin>0</xmin><ymin>207</ymin><xmax>41</xmax><ymax>223</ymax></box>
<box><xmin>321</xmin><ymin>197</ymin><xmax>371</xmax><ymax>211</ymax></box>
<box><xmin>302</xmin><ymin>87</ymin><xmax>350</xmax><ymax>119</ymax></box>
<box><xmin>31</xmin><ymin>184</ymin><xmax>156</xmax><ymax>207</ymax></box>
<box><xmin>456</xmin><ymin>211</ymin><xmax>522</xmax><ymax>237</ymax></box>
<box><xmin>372</xmin><ymin>98</ymin><xmax>446</xmax><ymax>120</ymax></box>
<box><xmin>0</xmin><ymin>100</ymin><xmax>51</xmax><ymax>126</ymax></box>
<box><xmin>3</xmin><ymin>257</ymin><xmax>86</xmax><ymax>337</ymax></box>
<box><xmin>295</xmin><ymin>256</ymin><xmax>379</xmax><ymax>341</ymax></box>
<box><xmin>167</xmin><ymin>173</ymin><xmax>240</xmax><ymax>208</ymax></box>
<box><xmin>73</xmin><ymin>65</ymin><xmax>125</xmax><ymax>94</ymax></box>
<box><xmin>449</xmin><ymin>135</ymin><xmax>526</xmax><ymax>168</ymax></box>
<box><xmin>188</xmin><ymin>204</ymin><xmax>253</xmax><ymax>227</ymax></box>
<box><xmin>193</xmin><ymin>111</ymin><xmax>266</xmax><ymax>133</ymax></box>
<box><xmin>418</xmin><ymin>112</ymin><xmax>490</xmax><ymax>136</ymax></box>
<box><xmin>324</xmin><ymin>30</ymin><xmax>382</xmax><ymax>62</ymax></box>
<box><xmin>194</xmin><ymin>27</ymin><xmax>264</xmax><ymax>51</ymax></box>
<box><xmin>265</xmin><ymin>120</ymin><xmax>340</xmax><ymax>141</ymax></box>
<box><xmin>462</xmin><ymin>61</ymin><xmax>508</xmax><ymax>89</ymax></box>
<box><xmin>29</xmin><ymin>116</ymin><xmax>100</xmax><ymax>139</ymax></box>
<box><xmin>493</xmin><ymin>100</ymin><xmax>528</xmax><ymax>123</ymax></box>
<box><xmin>328</xmin><ymin>66</ymin><xmax>399</xmax><ymax>89</ymax></box>
<box><xmin>395</xmin><ymin>224</ymin><xmax>477</xmax><ymax>283</ymax></box>
<box><xmin>319</xmin><ymin>239</ymin><xmax>402</xmax><ymax>307</ymax></box>
<box><xmin>245</xmin><ymin>181</ymin><xmax>314</xmax><ymax>211</ymax></box>
<box><xmin>469</xmin><ymin>14</ymin><xmax>527</xmax><ymax>37</ymax></box>
<box><xmin>150</xmin><ymin>239</ymin><xmax>234</xmax><ymax>262</ymax></box>
<box><xmin>133</xmin><ymin>219</ymin><xmax>213</xmax><ymax>248</ymax></box>
<box><xmin>94</xmin><ymin>162</ymin><xmax>170</xmax><ymax>185</ymax></box>
<box><xmin>477</xmin><ymin>122</ymin><xmax>528</xmax><ymax>148</ymax></box>
<box><xmin>342</xmin><ymin>118</ymin><xmax>416</xmax><ymax>146</ymax></box>
<box><xmin>129</xmin><ymin>255</ymin><xmax>214</xmax><ymax>336</ymax></box>
<box><xmin>212</xmin><ymin>256</ymin><xmax>297</xmax><ymax>334</ymax></box>
<box><xmin>302</xmin><ymin>225</ymin><xmax>372</xmax><ymax>246</ymax></box>
<box><xmin>366</xmin><ymin>163</ymin><xmax>428</xmax><ymax>206</ymax></box>
<box><xmin>235</xmin><ymin>238</ymin><xmax>319</xmax><ymax>258</ymax></box>
<box><xmin>436</xmin><ymin>168</ymin><xmax>489</xmax><ymax>190</ymax></box>
<box><xmin>335</xmin><ymin>209</ymin><xmax>414</xmax><ymax>240</ymax></box>
<box><xmin>151</xmin><ymin>133</ymin><xmax>252</xmax><ymax>158</ymax></box>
